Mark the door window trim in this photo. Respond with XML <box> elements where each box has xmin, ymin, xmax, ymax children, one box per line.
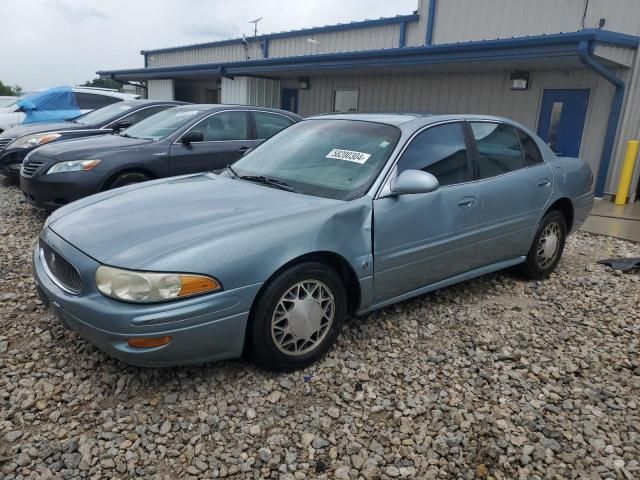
<box><xmin>102</xmin><ymin>104</ymin><xmax>176</xmax><ymax>130</ymax></box>
<box><xmin>375</xmin><ymin>119</ymin><xmax>475</xmax><ymax>199</ymax></box>
<box><xmin>173</xmin><ymin>109</ymin><xmax>253</xmax><ymax>145</ymax></box>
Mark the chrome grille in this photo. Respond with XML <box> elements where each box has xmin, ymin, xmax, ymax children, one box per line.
<box><xmin>0</xmin><ymin>137</ymin><xmax>14</xmax><ymax>152</ymax></box>
<box><xmin>21</xmin><ymin>159</ymin><xmax>47</xmax><ymax>177</ymax></box>
<box><xmin>40</xmin><ymin>241</ymin><xmax>82</xmax><ymax>293</ymax></box>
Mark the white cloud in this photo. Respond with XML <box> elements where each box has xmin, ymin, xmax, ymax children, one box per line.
<box><xmin>0</xmin><ymin>0</ymin><xmax>417</xmax><ymax>90</ymax></box>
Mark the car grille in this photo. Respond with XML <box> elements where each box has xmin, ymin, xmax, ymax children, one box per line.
<box><xmin>21</xmin><ymin>159</ymin><xmax>47</xmax><ymax>177</ymax></box>
<box><xmin>40</xmin><ymin>241</ymin><xmax>82</xmax><ymax>293</ymax></box>
<box><xmin>0</xmin><ymin>137</ymin><xmax>14</xmax><ymax>152</ymax></box>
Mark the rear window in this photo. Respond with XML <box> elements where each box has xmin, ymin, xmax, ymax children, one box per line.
<box><xmin>471</xmin><ymin>122</ymin><xmax>524</xmax><ymax>179</ymax></box>
<box><xmin>517</xmin><ymin>129</ymin><xmax>544</xmax><ymax>166</ymax></box>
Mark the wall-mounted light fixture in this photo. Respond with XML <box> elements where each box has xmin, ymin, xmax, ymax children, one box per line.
<box><xmin>298</xmin><ymin>77</ymin><xmax>310</xmax><ymax>90</ymax></box>
<box><xmin>510</xmin><ymin>71</ymin><xmax>530</xmax><ymax>90</ymax></box>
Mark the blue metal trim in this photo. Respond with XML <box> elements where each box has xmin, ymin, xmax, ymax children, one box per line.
<box><xmin>99</xmin><ymin>29</ymin><xmax>639</xmax><ymax>80</ymax></box>
<box><xmin>140</xmin><ymin>14</ymin><xmax>420</xmax><ymax>56</ymax></box>
<box><xmin>426</xmin><ymin>0</ymin><xmax>436</xmax><ymax>45</ymax></box>
<box><xmin>399</xmin><ymin>21</ymin><xmax>407</xmax><ymax>48</ymax></box>
<box><xmin>578</xmin><ymin>40</ymin><xmax>625</xmax><ymax>197</ymax></box>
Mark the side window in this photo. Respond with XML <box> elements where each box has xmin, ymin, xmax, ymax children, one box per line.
<box><xmin>195</xmin><ymin>111</ymin><xmax>250</xmax><ymax>141</ymax></box>
<box><xmin>397</xmin><ymin>123</ymin><xmax>469</xmax><ymax>186</ymax></box>
<box><xmin>75</xmin><ymin>93</ymin><xmax>121</xmax><ymax>110</ymax></box>
<box><xmin>120</xmin><ymin>105</ymin><xmax>172</xmax><ymax>125</ymax></box>
<box><xmin>254</xmin><ymin>112</ymin><xmax>294</xmax><ymax>139</ymax></box>
<box><xmin>516</xmin><ymin>128</ymin><xmax>544</xmax><ymax>166</ymax></box>
<box><xmin>470</xmin><ymin>122</ymin><xmax>524</xmax><ymax>179</ymax></box>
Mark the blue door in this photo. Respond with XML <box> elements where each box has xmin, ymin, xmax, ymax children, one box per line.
<box><xmin>537</xmin><ymin>89</ymin><xmax>589</xmax><ymax>157</ymax></box>
<box><xmin>281</xmin><ymin>89</ymin><xmax>299</xmax><ymax>114</ymax></box>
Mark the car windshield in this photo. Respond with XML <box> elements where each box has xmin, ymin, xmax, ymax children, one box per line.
<box><xmin>121</xmin><ymin>107</ymin><xmax>202</xmax><ymax>140</ymax></box>
<box><xmin>231</xmin><ymin>119</ymin><xmax>400</xmax><ymax>200</ymax></box>
<box><xmin>73</xmin><ymin>103</ymin><xmax>136</xmax><ymax>126</ymax></box>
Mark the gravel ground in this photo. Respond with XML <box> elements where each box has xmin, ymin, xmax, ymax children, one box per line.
<box><xmin>1</xmin><ymin>177</ymin><xmax>639</xmax><ymax>480</ymax></box>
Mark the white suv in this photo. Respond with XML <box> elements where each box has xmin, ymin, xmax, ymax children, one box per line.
<box><xmin>0</xmin><ymin>87</ymin><xmax>139</xmax><ymax>133</ymax></box>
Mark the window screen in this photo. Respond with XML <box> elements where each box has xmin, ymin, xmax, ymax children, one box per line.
<box><xmin>195</xmin><ymin>111</ymin><xmax>250</xmax><ymax>141</ymax></box>
<box><xmin>471</xmin><ymin>123</ymin><xmax>524</xmax><ymax>179</ymax></box>
<box><xmin>397</xmin><ymin>123</ymin><xmax>469</xmax><ymax>186</ymax></box>
<box><xmin>254</xmin><ymin>112</ymin><xmax>294</xmax><ymax>139</ymax></box>
<box><xmin>516</xmin><ymin>129</ymin><xmax>544</xmax><ymax>166</ymax></box>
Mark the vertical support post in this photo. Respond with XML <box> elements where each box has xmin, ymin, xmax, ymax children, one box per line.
<box><xmin>425</xmin><ymin>0</ymin><xmax>436</xmax><ymax>45</ymax></box>
<box><xmin>614</xmin><ymin>140</ymin><xmax>639</xmax><ymax>204</ymax></box>
<box><xmin>399</xmin><ymin>21</ymin><xmax>407</xmax><ymax>48</ymax></box>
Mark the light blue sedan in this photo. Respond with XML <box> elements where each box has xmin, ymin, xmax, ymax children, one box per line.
<box><xmin>33</xmin><ymin>114</ymin><xmax>594</xmax><ymax>371</ymax></box>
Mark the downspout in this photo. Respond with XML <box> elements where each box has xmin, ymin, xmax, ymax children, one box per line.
<box><xmin>578</xmin><ymin>40</ymin><xmax>625</xmax><ymax>197</ymax></box>
<box><xmin>425</xmin><ymin>0</ymin><xmax>436</xmax><ymax>45</ymax></box>
<box><xmin>399</xmin><ymin>21</ymin><xmax>407</xmax><ymax>48</ymax></box>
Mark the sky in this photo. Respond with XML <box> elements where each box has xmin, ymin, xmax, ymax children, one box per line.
<box><xmin>0</xmin><ymin>0</ymin><xmax>418</xmax><ymax>91</ymax></box>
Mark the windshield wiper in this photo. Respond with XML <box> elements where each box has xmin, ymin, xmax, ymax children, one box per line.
<box><xmin>225</xmin><ymin>164</ymin><xmax>239</xmax><ymax>178</ymax></box>
<box><xmin>238</xmin><ymin>174</ymin><xmax>299</xmax><ymax>193</ymax></box>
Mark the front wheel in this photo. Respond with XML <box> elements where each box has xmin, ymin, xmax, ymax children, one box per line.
<box><xmin>249</xmin><ymin>262</ymin><xmax>347</xmax><ymax>371</ymax></box>
<box><xmin>107</xmin><ymin>171</ymin><xmax>150</xmax><ymax>189</ymax></box>
<box><xmin>520</xmin><ymin>210</ymin><xmax>567</xmax><ymax>279</ymax></box>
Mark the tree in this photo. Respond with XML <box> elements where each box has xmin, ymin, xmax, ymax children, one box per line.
<box><xmin>83</xmin><ymin>78</ymin><xmax>122</xmax><ymax>91</ymax></box>
<box><xmin>0</xmin><ymin>80</ymin><xmax>23</xmax><ymax>96</ymax></box>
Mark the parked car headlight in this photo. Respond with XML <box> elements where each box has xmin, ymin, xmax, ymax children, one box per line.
<box><xmin>46</xmin><ymin>159</ymin><xmax>101</xmax><ymax>174</ymax></box>
<box><xmin>96</xmin><ymin>265</ymin><xmax>221</xmax><ymax>303</ymax></box>
<box><xmin>10</xmin><ymin>133</ymin><xmax>61</xmax><ymax>149</ymax></box>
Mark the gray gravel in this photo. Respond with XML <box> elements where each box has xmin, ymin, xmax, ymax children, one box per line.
<box><xmin>1</xmin><ymin>177</ymin><xmax>639</xmax><ymax>480</ymax></box>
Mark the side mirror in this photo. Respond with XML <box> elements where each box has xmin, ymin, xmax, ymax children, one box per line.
<box><xmin>113</xmin><ymin>120</ymin><xmax>132</xmax><ymax>132</ymax></box>
<box><xmin>181</xmin><ymin>131</ymin><xmax>204</xmax><ymax>145</ymax></box>
<box><xmin>388</xmin><ymin>169</ymin><xmax>439</xmax><ymax>196</ymax></box>
<box><xmin>242</xmin><ymin>148</ymin><xmax>253</xmax><ymax>157</ymax></box>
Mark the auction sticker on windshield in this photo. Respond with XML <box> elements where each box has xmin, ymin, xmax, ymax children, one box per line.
<box><xmin>326</xmin><ymin>149</ymin><xmax>371</xmax><ymax>164</ymax></box>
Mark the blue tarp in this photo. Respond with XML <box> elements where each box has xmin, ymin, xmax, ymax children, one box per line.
<box><xmin>17</xmin><ymin>86</ymin><xmax>80</xmax><ymax>124</ymax></box>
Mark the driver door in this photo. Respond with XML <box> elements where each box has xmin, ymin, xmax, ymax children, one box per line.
<box><xmin>373</xmin><ymin>122</ymin><xmax>481</xmax><ymax>302</ymax></box>
<box><xmin>169</xmin><ymin>110</ymin><xmax>254</xmax><ymax>175</ymax></box>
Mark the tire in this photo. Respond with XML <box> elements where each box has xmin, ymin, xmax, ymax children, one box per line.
<box><xmin>520</xmin><ymin>210</ymin><xmax>567</xmax><ymax>280</ymax></box>
<box><xmin>107</xmin><ymin>171</ymin><xmax>150</xmax><ymax>189</ymax></box>
<box><xmin>249</xmin><ymin>262</ymin><xmax>347</xmax><ymax>372</ymax></box>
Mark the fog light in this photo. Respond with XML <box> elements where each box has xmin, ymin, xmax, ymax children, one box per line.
<box><xmin>127</xmin><ymin>336</ymin><xmax>171</xmax><ymax>348</ymax></box>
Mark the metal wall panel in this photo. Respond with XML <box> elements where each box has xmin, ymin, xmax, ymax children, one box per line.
<box><xmin>297</xmin><ymin>69</ymin><xmax>613</xmax><ymax>179</ymax></box>
<box><xmin>147</xmin><ymin>79</ymin><xmax>174</xmax><ymax>100</ymax></box>
<box><xmin>594</xmin><ymin>45</ymin><xmax>635</xmax><ymax>68</ymax></box>
<box><xmin>221</xmin><ymin>77</ymin><xmax>250</xmax><ymax>104</ymax></box>
<box><xmin>149</xmin><ymin>43</ymin><xmax>263</xmax><ymax>67</ymax></box>
<box><xmin>433</xmin><ymin>0</ymin><xmax>640</xmax><ymax>44</ymax></box>
<box><xmin>221</xmin><ymin>77</ymin><xmax>281</xmax><ymax>107</ymax></box>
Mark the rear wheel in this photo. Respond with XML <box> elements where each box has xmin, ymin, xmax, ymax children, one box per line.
<box><xmin>108</xmin><ymin>171</ymin><xmax>150</xmax><ymax>189</ymax></box>
<box><xmin>520</xmin><ymin>210</ymin><xmax>567</xmax><ymax>279</ymax></box>
<box><xmin>249</xmin><ymin>262</ymin><xmax>347</xmax><ymax>371</ymax></box>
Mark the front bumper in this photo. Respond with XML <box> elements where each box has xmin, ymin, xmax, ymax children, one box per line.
<box><xmin>0</xmin><ymin>148</ymin><xmax>28</xmax><ymax>180</ymax></box>
<box><xmin>33</xmin><ymin>227</ymin><xmax>261</xmax><ymax>367</ymax></box>
<box><xmin>21</xmin><ymin>168</ymin><xmax>104</xmax><ymax>210</ymax></box>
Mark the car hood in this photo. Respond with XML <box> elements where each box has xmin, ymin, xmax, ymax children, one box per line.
<box><xmin>32</xmin><ymin>134</ymin><xmax>155</xmax><ymax>160</ymax></box>
<box><xmin>48</xmin><ymin>173</ymin><xmax>340</xmax><ymax>269</ymax></box>
<box><xmin>0</xmin><ymin>121</ymin><xmax>90</xmax><ymax>139</ymax></box>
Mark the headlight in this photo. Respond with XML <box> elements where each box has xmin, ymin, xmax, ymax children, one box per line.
<box><xmin>46</xmin><ymin>159</ymin><xmax>101</xmax><ymax>174</ymax></box>
<box><xmin>96</xmin><ymin>266</ymin><xmax>221</xmax><ymax>303</ymax></box>
<box><xmin>10</xmin><ymin>133</ymin><xmax>61</xmax><ymax>149</ymax></box>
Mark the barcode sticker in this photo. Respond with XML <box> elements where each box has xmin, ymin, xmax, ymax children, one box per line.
<box><xmin>326</xmin><ymin>149</ymin><xmax>371</xmax><ymax>164</ymax></box>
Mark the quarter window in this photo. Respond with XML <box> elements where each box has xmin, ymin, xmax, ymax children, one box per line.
<box><xmin>397</xmin><ymin>123</ymin><xmax>469</xmax><ymax>187</ymax></box>
<box><xmin>470</xmin><ymin>122</ymin><xmax>524</xmax><ymax>179</ymax></box>
<box><xmin>120</xmin><ymin>105</ymin><xmax>172</xmax><ymax>125</ymax></box>
<box><xmin>195</xmin><ymin>111</ymin><xmax>250</xmax><ymax>141</ymax></box>
<box><xmin>75</xmin><ymin>93</ymin><xmax>122</xmax><ymax>110</ymax></box>
<box><xmin>254</xmin><ymin>112</ymin><xmax>294</xmax><ymax>140</ymax></box>
<box><xmin>516</xmin><ymin>129</ymin><xmax>544</xmax><ymax>166</ymax></box>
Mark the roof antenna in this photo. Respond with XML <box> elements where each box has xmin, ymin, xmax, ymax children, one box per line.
<box><xmin>249</xmin><ymin>17</ymin><xmax>263</xmax><ymax>39</ymax></box>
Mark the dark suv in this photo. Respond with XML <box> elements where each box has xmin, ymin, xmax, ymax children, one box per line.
<box><xmin>0</xmin><ymin>100</ymin><xmax>185</xmax><ymax>181</ymax></box>
<box><xmin>20</xmin><ymin>105</ymin><xmax>301</xmax><ymax>210</ymax></box>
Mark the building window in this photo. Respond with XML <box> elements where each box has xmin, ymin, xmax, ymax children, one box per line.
<box><xmin>333</xmin><ymin>89</ymin><xmax>359</xmax><ymax>113</ymax></box>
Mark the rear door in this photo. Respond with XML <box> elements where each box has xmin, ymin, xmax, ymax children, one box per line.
<box><xmin>252</xmin><ymin>111</ymin><xmax>296</xmax><ymax>147</ymax></box>
<box><xmin>470</xmin><ymin>122</ymin><xmax>553</xmax><ymax>267</ymax></box>
<box><xmin>169</xmin><ymin>110</ymin><xmax>254</xmax><ymax>175</ymax></box>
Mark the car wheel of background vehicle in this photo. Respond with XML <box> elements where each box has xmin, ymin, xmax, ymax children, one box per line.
<box><xmin>249</xmin><ymin>262</ymin><xmax>347</xmax><ymax>372</ymax></box>
<box><xmin>107</xmin><ymin>171</ymin><xmax>150</xmax><ymax>189</ymax></box>
<box><xmin>520</xmin><ymin>210</ymin><xmax>567</xmax><ymax>280</ymax></box>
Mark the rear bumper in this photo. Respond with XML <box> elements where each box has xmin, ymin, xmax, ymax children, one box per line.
<box><xmin>34</xmin><ymin>228</ymin><xmax>261</xmax><ymax>367</ymax></box>
<box><xmin>571</xmin><ymin>190</ymin><xmax>594</xmax><ymax>233</ymax></box>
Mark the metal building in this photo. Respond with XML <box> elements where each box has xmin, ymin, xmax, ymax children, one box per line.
<box><xmin>98</xmin><ymin>0</ymin><xmax>640</xmax><ymax>199</ymax></box>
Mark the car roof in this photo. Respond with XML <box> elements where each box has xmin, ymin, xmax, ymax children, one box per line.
<box><xmin>308</xmin><ymin>112</ymin><xmax>433</xmax><ymax>126</ymax></box>
<box><xmin>118</xmin><ymin>99</ymin><xmax>188</xmax><ymax>107</ymax></box>
<box><xmin>70</xmin><ymin>86</ymin><xmax>139</xmax><ymax>100</ymax></box>
<box><xmin>171</xmin><ymin>104</ymin><xmax>302</xmax><ymax>118</ymax></box>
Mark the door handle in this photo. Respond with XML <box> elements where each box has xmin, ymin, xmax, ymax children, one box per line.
<box><xmin>236</xmin><ymin>147</ymin><xmax>250</xmax><ymax>152</ymax></box>
<box><xmin>457</xmin><ymin>196</ymin><xmax>477</xmax><ymax>209</ymax></box>
<box><xmin>537</xmin><ymin>179</ymin><xmax>551</xmax><ymax>187</ymax></box>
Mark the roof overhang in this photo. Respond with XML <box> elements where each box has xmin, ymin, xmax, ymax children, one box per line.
<box><xmin>99</xmin><ymin>29</ymin><xmax>639</xmax><ymax>82</ymax></box>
